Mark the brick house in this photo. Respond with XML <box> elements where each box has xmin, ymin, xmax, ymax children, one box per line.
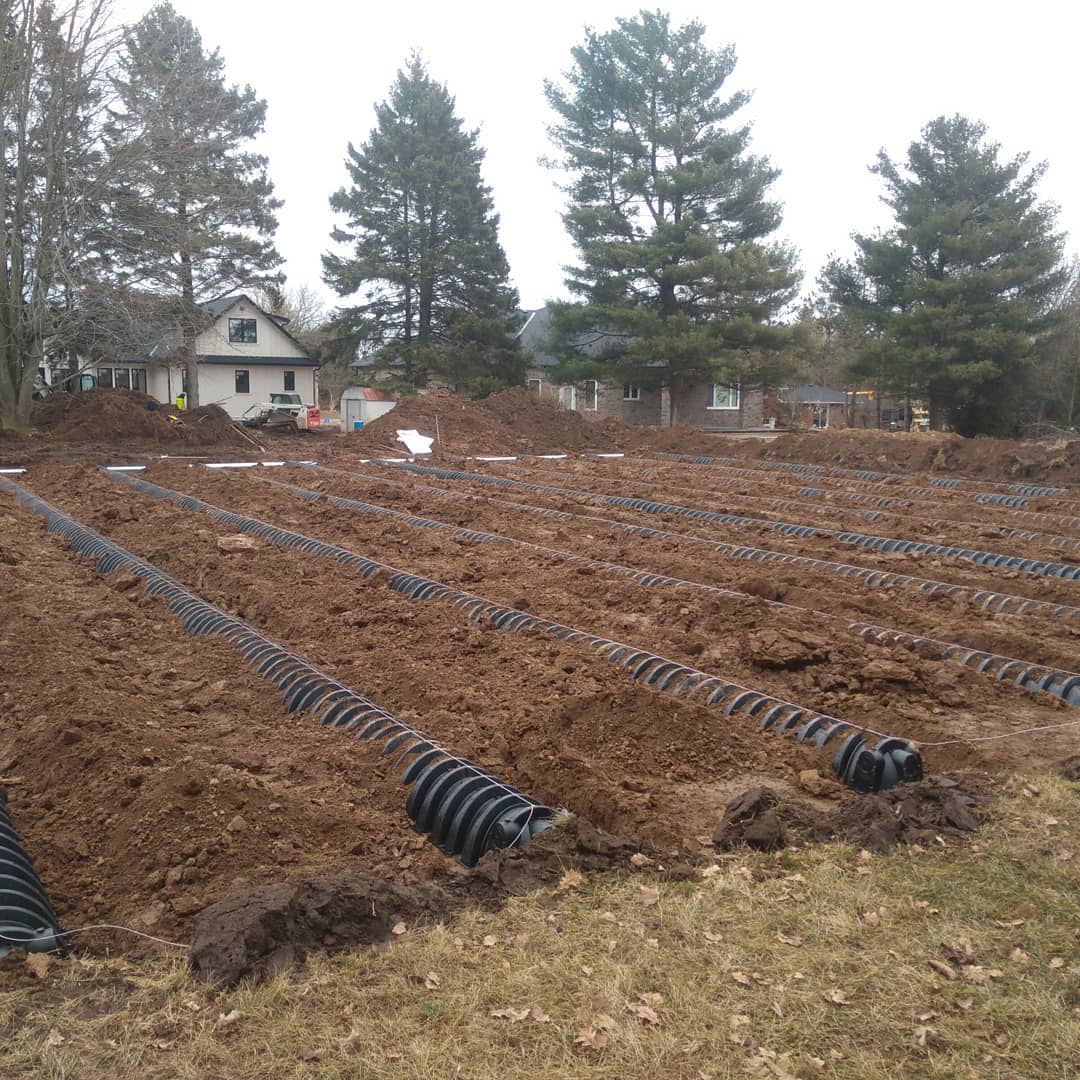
<box><xmin>519</xmin><ymin>305</ymin><xmax>765</xmax><ymax>430</ymax></box>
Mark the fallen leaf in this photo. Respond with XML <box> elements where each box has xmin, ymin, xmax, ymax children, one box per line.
<box><xmin>594</xmin><ymin>1012</ymin><xmax>617</xmax><ymax>1031</ymax></box>
<box><xmin>24</xmin><ymin>953</ymin><xmax>51</xmax><ymax>980</ymax></box>
<box><xmin>481</xmin><ymin>934</ymin><xmax>497</xmax><ymax>947</ymax></box>
<box><xmin>700</xmin><ymin>864</ymin><xmax>722</xmax><ymax>879</ymax></box>
<box><xmin>956</xmin><ymin>997</ymin><xmax>974</xmax><ymax>1010</ymax></box>
<box><xmin>424</xmin><ymin>971</ymin><xmax>441</xmax><ymax>990</ymax></box>
<box><xmin>45</xmin><ymin>1028</ymin><xmax>65</xmax><ymax>1047</ymax></box>
<box><xmin>628</xmin><ymin>1003</ymin><xmax>660</xmax><ymax>1025</ymax></box>
<box><xmin>807</xmin><ymin>1056</ymin><xmax>827</xmax><ymax>1071</ymax></box>
<box><xmin>384</xmin><ymin>1049</ymin><xmax>403</xmax><ymax>1060</ymax></box>
<box><xmin>822</xmin><ymin>988</ymin><xmax>852</xmax><ymax>1006</ymax></box>
<box><xmin>913</xmin><ymin>901</ymin><xmax>940</xmax><ymax>915</ymax></box>
<box><xmin>776</xmin><ymin>932</ymin><xmax>803</xmax><ymax>947</ymax></box>
<box><xmin>557</xmin><ymin>869</ymin><xmax>584</xmax><ymax>892</ymax></box>
<box><xmin>530</xmin><ymin>1006</ymin><xmax>551</xmax><ymax>1023</ymax></box>
<box><xmin>1050</xmin><ymin>957</ymin><xmax>1066</xmax><ymax>969</ymax></box>
<box><xmin>298</xmin><ymin>1048</ymin><xmax>321</xmax><ymax>1063</ymax></box>
<box><xmin>731</xmin><ymin>970</ymin><xmax>752</xmax><ymax>987</ymax></box>
<box><xmin>574</xmin><ymin>1027</ymin><xmax>608</xmax><ymax>1052</ymax></box>
<box><xmin>914</xmin><ymin>1026</ymin><xmax>937</xmax><ymax>1048</ymax></box>
<box><xmin>490</xmin><ymin>1007</ymin><xmax>530</xmax><ymax>1022</ymax></box>
<box><xmin>915</xmin><ymin>1008</ymin><xmax>938</xmax><ymax>1022</ymax></box>
<box><xmin>1014</xmin><ymin>901</ymin><xmax>1036</xmax><ymax>920</ymax></box>
<box><xmin>216</xmin><ymin>1009</ymin><xmax>241</xmax><ymax>1029</ymax></box>
<box><xmin>637</xmin><ymin>887</ymin><xmax>660</xmax><ymax>907</ymax></box>
<box><xmin>391</xmin><ymin>921</ymin><xmax>407</xmax><ymax>936</ymax></box>
<box><xmin>638</xmin><ymin>991</ymin><xmax>664</xmax><ymax>1007</ymax></box>
<box><xmin>581</xmin><ymin>965</ymin><xmax>593</xmax><ymax>976</ymax></box>
<box><xmin>771</xmin><ymin>1001</ymin><xmax>783</xmax><ymax>1018</ymax></box>
<box><xmin>927</xmin><ymin>959</ymin><xmax>957</xmax><ymax>980</ymax></box>
<box><xmin>703</xmin><ymin>930</ymin><xmax>723</xmax><ymax>943</ymax></box>
<box><xmin>151</xmin><ymin>1040</ymin><xmax>174</xmax><ymax>1051</ymax></box>
<box><xmin>629</xmin><ymin>852</ymin><xmax>654</xmax><ymax>868</ymax></box>
<box><xmin>1009</xmin><ymin>947</ymin><xmax>1030</xmax><ymax>965</ymax></box>
<box><xmin>598</xmin><ymin>910</ymin><xmax>617</xmax><ymax>923</ymax></box>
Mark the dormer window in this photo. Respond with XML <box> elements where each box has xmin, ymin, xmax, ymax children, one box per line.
<box><xmin>229</xmin><ymin>318</ymin><xmax>257</xmax><ymax>343</ymax></box>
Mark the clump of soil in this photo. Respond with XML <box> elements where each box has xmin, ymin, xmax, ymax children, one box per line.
<box><xmin>747</xmin><ymin>428</ymin><xmax>1080</xmax><ymax>485</ymax></box>
<box><xmin>31</xmin><ymin>389</ymin><xmax>249</xmax><ymax>448</ymax></box>
<box><xmin>190</xmin><ymin>875</ymin><xmax>454</xmax><ymax>987</ymax></box>
<box><xmin>713</xmin><ymin>777</ymin><xmax>988</xmax><ymax>854</ymax></box>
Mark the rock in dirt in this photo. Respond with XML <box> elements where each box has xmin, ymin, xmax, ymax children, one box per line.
<box><xmin>747</xmin><ymin>629</ymin><xmax>827</xmax><ymax>669</ymax></box>
<box><xmin>189</xmin><ymin>875</ymin><xmax>453</xmax><ymax>987</ymax></box>
<box><xmin>216</xmin><ymin>534</ymin><xmax>262</xmax><ymax>554</ymax></box>
<box><xmin>1060</xmin><ymin>755</ymin><xmax>1080</xmax><ymax>782</ymax></box>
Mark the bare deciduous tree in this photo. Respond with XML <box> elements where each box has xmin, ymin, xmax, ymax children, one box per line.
<box><xmin>0</xmin><ymin>0</ymin><xmax>115</xmax><ymax>430</ymax></box>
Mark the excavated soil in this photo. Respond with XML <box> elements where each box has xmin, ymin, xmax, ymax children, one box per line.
<box><xmin>2</xmin><ymin>438</ymin><xmax>1078</xmax><ymax>969</ymax></box>
<box><xmin>744</xmin><ymin>428</ymin><xmax>1080</xmax><ymax>484</ymax></box>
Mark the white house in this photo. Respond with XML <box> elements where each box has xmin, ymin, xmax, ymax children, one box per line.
<box><xmin>90</xmin><ymin>293</ymin><xmax>318</xmax><ymax>419</ymax></box>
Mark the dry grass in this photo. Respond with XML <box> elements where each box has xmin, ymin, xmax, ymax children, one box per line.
<box><xmin>2</xmin><ymin>776</ymin><xmax>1078</xmax><ymax>1079</ymax></box>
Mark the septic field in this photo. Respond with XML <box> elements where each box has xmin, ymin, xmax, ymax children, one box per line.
<box><xmin>1</xmin><ymin>427</ymin><xmax>1079</xmax><ymax>1076</ymax></box>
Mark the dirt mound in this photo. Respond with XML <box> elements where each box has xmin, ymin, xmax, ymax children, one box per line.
<box><xmin>31</xmin><ymin>389</ymin><xmax>249</xmax><ymax>448</ymax></box>
<box><xmin>481</xmin><ymin>387</ymin><xmax>620</xmax><ymax>452</ymax></box>
<box><xmin>713</xmin><ymin>777</ymin><xmax>988</xmax><ymax>854</ymax></box>
<box><xmin>747</xmin><ymin>429</ymin><xmax>1080</xmax><ymax>485</ymax></box>
<box><xmin>344</xmin><ymin>389</ymin><xmax>620</xmax><ymax>456</ymax></box>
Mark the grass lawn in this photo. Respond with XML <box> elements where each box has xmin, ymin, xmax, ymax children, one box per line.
<box><xmin>2</xmin><ymin>775</ymin><xmax>1077</xmax><ymax>1079</ymax></box>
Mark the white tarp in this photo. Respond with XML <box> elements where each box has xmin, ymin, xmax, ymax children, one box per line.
<box><xmin>396</xmin><ymin>428</ymin><xmax>434</xmax><ymax>455</ymax></box>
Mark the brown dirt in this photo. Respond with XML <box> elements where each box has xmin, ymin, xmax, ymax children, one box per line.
<box><xmin>713</xmin><ymin>776</ymin><xmax>988</xmax><ymax>854</ymax></box>
<box><xmin>3</xmin><ymin>442</ymin><xmax>1078</xmax><ymax>973</ymax></box>
<box><xmin>31</xmin><ymin>389</ymin><xmax>251</xmax><ymax>448</ymax></box>
<box><xmin>345</xmin><ymin>387</ymin><xmax>621</xmax><ymax>456</ymax></box>
<box><xmin>740</xmin><ymin>428</ymin><xmax>1080</xmax><ymax>484</ymax></box>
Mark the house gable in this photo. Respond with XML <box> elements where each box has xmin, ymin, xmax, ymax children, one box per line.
<box><xmin>194</xmin><ymin>294</ymin><xmax>311</xmax><ymax>362</ymax></box>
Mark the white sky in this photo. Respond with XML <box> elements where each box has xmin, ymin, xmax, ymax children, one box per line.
<box><xmin>116</xmin><ymin>0</ymin><xmax>1080</xmax><ymax>313</ymax></box>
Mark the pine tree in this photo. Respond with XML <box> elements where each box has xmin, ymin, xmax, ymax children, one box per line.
<box><xmin>102</xmin><ymin>2</ymin><xmax>281</xmax><ymax>405</ymax></box>
<box><xmin>323</xmin><ymin>58</ymin><xmax>523</xmax><ymax>395</ymax></box>
<box><xmin>543</xmin><ymin>9</ymin><xmax>799</xmax><ymax>419</ymax></box>
<box><xmin>825</xmin><ymin>115</ymin><xmax>1066</xmax><ymax>437</ymax></box>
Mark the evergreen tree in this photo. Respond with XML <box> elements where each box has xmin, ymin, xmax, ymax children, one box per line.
<box><xmin>323</xmin><ymin>58</ymin><xmax>523</xmax><ymax>395</ymax></box>
<box><xmin>543</xmin><ymin>9</ymin><xmax>799</xmax><ymax>419</ymax></box>
<box><xmin>102</xmin><ymin>2</ymin><xmax>281</xmax><ymax>405</ymax></box>
<box><xmin>825</xmin><ymin>115</ymin><xmax>1066</xmax><ymax>437</ymax></box>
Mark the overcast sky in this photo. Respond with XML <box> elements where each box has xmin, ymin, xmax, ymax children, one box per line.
<box><xmin>116</xmin><ymin>0</ymin><xmax>1079</xmax><ymax>314</ymax></box>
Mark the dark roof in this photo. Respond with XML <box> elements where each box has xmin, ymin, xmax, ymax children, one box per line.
<box><xmin>518</xmin><ymin>307</ymin><xmax>558</xmax><ymax>367</ymax></box>
<box><xmin>199</xmin><ymin>355</ymin><xmax>319</xmax><ymax>368</ymax></box>
<box><xmin>780</xmin><ymin>383</ymin><xmax>847</xmax><ymax>405</ymax></box>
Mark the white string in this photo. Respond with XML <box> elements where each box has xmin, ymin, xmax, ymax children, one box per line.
<box><xmin>919</xmin><ymin>717</ymin><xmax>1080</xmax><ymax>747</ymax></box>
<box><xmin>1</xmin><ymin>924</ymin><xmax>188</xmax><ymax>949</ymax></box>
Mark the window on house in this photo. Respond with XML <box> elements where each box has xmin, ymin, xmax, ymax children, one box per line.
<box><xmin>235</xmin><ymin>369</ymin><xmax>250</xmax><ymax>394</ymax></box>
<box><xmin>584</xmin><ymin>379</ymin><xmax>598</xmax><ymax>410</ymax></box>
<box><xmin>131</xmin><ymin>368</ymin><xmax>147</xmax><ymax>393</ymax></box>
<box><xmin>623</xmin><ymin>383</ymin><xmax>640</xmax><ymax>401</ymax></box>
<box><xmin>527</xmin><ymin>378</ymin><xmax>542</xmax><ymax>394</ymax></box>
<box><xmin>114</xmin><ymin>368</ymin><xmax>131</xmax><ymax>390</ymax></box>
<box><xmin>283</xmin><ymin>370</ymin><xmax>295</xmax><ymax>392</ymax></box>
<box><xmin>708</xmin><ymin>383</ymin><xmax>740</xmax><ymax>409</ymax></box>
<box><xmin>97</xmin><ymin>367</ymin><xmax>113</xmax><ymax>388</ymax></box>
<box><xmin>558</xmin><ymin>385</ymin><xmax>576</xmax><ymax>410</ymax></box>
<box><xmin>229</xmin><ymin>318</ymin><xmax>257</xmax><ymax>343</ymax></box>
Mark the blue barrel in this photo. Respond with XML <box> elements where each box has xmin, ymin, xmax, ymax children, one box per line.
<box><xmin>353</xmin><ymin>420</ymin><xmax>364</xmax><ymax>431</ymax></box>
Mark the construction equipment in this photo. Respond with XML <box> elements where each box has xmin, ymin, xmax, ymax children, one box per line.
<box><xmin>240</xmin><ymin>392</ymin><xmax>320</xmax><ymax>434</ymax></box>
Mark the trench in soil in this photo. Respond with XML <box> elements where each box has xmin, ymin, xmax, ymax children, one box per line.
<box><xmin>3</xmin><ymin>457</ymin><xmax>1079</xmax><ymax>949</ymax></box>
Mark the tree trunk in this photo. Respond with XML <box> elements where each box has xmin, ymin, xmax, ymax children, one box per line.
<box><xmin>179</xmin><ymin>246</ymin><xmax>199</xmax><ymax>407</ymax></box>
